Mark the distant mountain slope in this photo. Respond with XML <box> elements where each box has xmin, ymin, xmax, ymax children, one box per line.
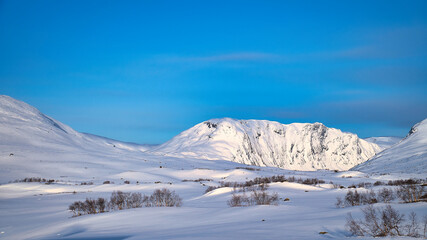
<box><xmin>0</xmin><ymin>95</ymin><xmax>157</xmax><ymax>183</ymax></box>
<box><xmin>153</xmin><ymin>118</ymin><xmax>381</xmax><ymax>171</ymax></box>
<box><xmin>0</xmin><ymin>95</ymin><xmax>151</xmax><ymax>153</ymax></box>
<box><xmin>364</xmin><ymin>136</ymin><xmax>401</xmax><ymax>150</ymax></box>
<box><xmin>353</xmin><ymin>119</ymin><xmax>427</xmax><ymax>174</ymax></box>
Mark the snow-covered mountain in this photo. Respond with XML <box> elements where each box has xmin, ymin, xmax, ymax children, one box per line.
<box><xmin>364</xmin><ymin>136</ymin><xmax>402</xmax><ymax>150</ymax></box>
<box><xmin>153</xmin><ymin>118</ymin><xmax>381</xmax><ymax>171</ymax></box>
<box><xmin>0</xmin><ymin>95</ymin><xmax>151</xmax><ymax>153</ymax></box>
<box><xmin>0</xmin><ymin>95</ymin><xmax>155</xmax><ymax>182</ymax></box>
<box><xmin>353</xmin><ymin>118</ymin><xmax>427</xmax><ymax>174</ymax></box>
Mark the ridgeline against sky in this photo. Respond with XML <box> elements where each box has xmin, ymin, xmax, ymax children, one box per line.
<box><xmin>1</xmin><ymin>0</ymin><xmax>426</xmax><ymax>144</ymax></box>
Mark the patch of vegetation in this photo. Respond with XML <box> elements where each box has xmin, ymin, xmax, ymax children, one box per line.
<box><xmin>235</xmin><ymin>167</ymin><xmax>260</xmax><ymax>171</ymax></box>
<box><xmin>227</xmin><ymin>184</ymin><xmax>278</xmax><ymax>207</ymax></box>
<box><xmin>337</xmin><ymin>184</ymin><xmax>425</xmax><ymax>208</ymax></box>
<box><xmin>12</xmin><ymin>177</ymin><xmax>56</xmax><ymax>183</ymax></box>
<box><xmin>182</xmin><ymin>178</ymin><xmax>212</xmax><ymax>182</ymax></box>
<box><xmin>80</xmin><ymin>182</ymin><xmax>93</xmax><ymax>185</ymax></box>
<box><xmin>69</xmin><ymin>189</ymin><xmax>182</xmax><ymax>217</ymax></box>
<box><xmin>205</xmin><ymin>175</ymin><xmax>326</xmax><ymax>193</ymax></box>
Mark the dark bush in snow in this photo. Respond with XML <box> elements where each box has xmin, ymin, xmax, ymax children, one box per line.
<box><xmin>68</xmin><ymin>197</ymin><xmax>107</xmax><ymax>216</ymax></box>
<box><xmin>228</xmin><ymin>187</ymin><xmax>278</xmax><ymax>207</ymax></box>
<box><xmin>13</xmin><ymin>177</ymin><xmax>56</xmax><ymax>183</ymax></box>
<box><xmin>205</xmin><ymin>186</ymin><xmax>218</xmax><ymax>193</ymax></box>
<box><xmin>228</xmin><ymin>193</ymin><xmax>251</xmax><ymax>207</ymax></box>
<box><xmin>147</xmin><ymin>188</ymin><xmax>182</xmax><ymax>207</ymax></box>
<box><xmin>337</xmin><ymin>189</ymin><xmax>378</xmax><ymax>208</ymax></box>
<box><xmin>377</xmin><ymin>188</ymin><xmax>395</xmax><ymax>203</ymax></box>
<box><xmin>69</xmin><ymin>189</ymin><xmax>182</xmax><ymax>217</ymax></box>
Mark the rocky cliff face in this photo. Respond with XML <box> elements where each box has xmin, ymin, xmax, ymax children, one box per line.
<box><xmin>154</xmin><ymin>118</ymin><xmax>381</xmax><ymax>171</ymax></box>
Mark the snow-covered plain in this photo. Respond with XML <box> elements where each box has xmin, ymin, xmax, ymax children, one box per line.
<box><xmin>0</xmin><ymin>95</ymin><xmax>426</xmax><ymax>240</ymax></box>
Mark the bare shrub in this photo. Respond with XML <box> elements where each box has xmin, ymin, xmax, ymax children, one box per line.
<box><xmin>397</xmin><ymin>184</ymin><xmax>424</xmax><ymax>203</ymax></box>
<box><xmin>388</xmin><ymin>179</ymin><xmax>423</xmax><ymax>186</ymax></box>
<box><xmin>228</xmin><ymin>187</ymin><xmax>278</xmax><ymax>207</ymax></box>
<box><xmin>80</xmin><ymin>182</ymin><xmax>93</xmax><ymax>185</ymax></box>
<box><xmin>251</xmin><ymin>190</ymin><xmax>278</xmax><ymax>205</ymax></box>
<box><xmin>235</xmin><ymin>167</ymin><xmax>260</xmax><ymax>171</ymax></box>
<box><xmin>84</xmin><ymin>198</ymin><xmax>97</xmax><ymax>214</ymax></box>
<box><xmin>345</xmin><ymin>213</ymin><xmax>365</xmax><ymax>236</ymax></box>
<box><xmin>96</xmin><ymin>198</ymin><xmax>106</xmax><ymax>213</ymax></box>
<box><xmin>227</xmin><ymin>193</ymin><xmax>250</xmax><ymax>207</ymax></box>
<box><xmin>380</xmin><ymin>205</ymin><xmax>405</xmax><ymax>236</ymax></box>
<box><xmin>423</xmin><ymin>215</ymin><xmax>427</xmax><ymax>238</ymax></box>
<box><xmin>128</xmin><ymin>193</ymin><xmax>143</xmax><ymax>208</ymax></box>
<box><xmin>69</xmin><ymin>189</ymin><xmax>182</xmax><ymax>217</ymax></box>
<box><xmin>14</xmin><ymin>177</ymin><xmax>57</xmax><ymax>183</ymax></box>
<box><xmin>406</xmin><ymin>212</ymin><xmax>420</xmax><ymax>237</ymax></box>
<box><xmin>360</xmin><ymin>189</ymin><xmax>377</xmax><ymax>205</ymax></box>
<box><xmin>335</xmin><ymin>197</ymin><xmax>343</xmax><ymax>208</ymax></box>
<box><xmin>110</xmin><ymin>190</ymin><xmax>128</xmax><ymax>210</ymax></box>
<box><xmin>374</xmin><ymin>181</ymin><xmax>384</xmax><ymax>186</ymax></box>
<box><xmin>182</xmin><ymin>178</ymin><xmax>212</xmax><ymax>182</ymax></box>
<box><xmin>205</xmin><ymin>186</ymin><xmax>218</xmax><ymax>193</ymax></box>
<box><xmin>68</xmin><ymin>201</ymin><xmax>80</xmax><ymax>216</ymax></box>
<box><xmin>346</xmin><ymin>205</ymin><xmax>425</xmax><ymax>237</ymax></box>
<box><xmin>69</xmin><ymin>198</ymin><xmax>107</xmax><ymax>216</ymax></box>
<box><xmin>345</xmin><ymin>190</ymin><xmax>361</xmax><ymax>206</ymax></box>
<box><xmin>377</xmin><ymin>188</ymin><xmax>395</xmax><ymax>203</ymax></box>
<box><xmin>148</xmin><ymin>188</ymin><xmax>182</xmax><ymax>207</ymax></box>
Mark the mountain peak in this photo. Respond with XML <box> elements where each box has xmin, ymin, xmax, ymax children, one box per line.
<box><xmin>154</xmin><ymin>118</ymin><xmax>381</xmax><ymax>171</ymax></box>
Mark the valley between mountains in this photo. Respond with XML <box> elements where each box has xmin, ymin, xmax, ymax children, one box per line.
<box><xmin>0</xmin><ymin>95</ymin><xmax>426</xmax><ymax>240</ymax></box>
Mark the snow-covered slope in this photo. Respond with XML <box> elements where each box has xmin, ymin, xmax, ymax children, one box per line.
<box><xmin>153</xmin><ymin>118</ymin><xmax>381</xmax><ymax>171</ymax></box>
<box><xmin>364</xmin><ymin>136</ymin><xmax>401</xmax><ymax>150</ymax></box>
<box><xmin>0</xmin><ymin>95</ymin><xmax>151</xmax><ymax>153</ymax></box>
<box><xmin>353</xmin><ymin>119</ymin><xmax>427</xmax><ymax>174</ymax></box>
<box><xmin>0</xmin><ymin>95</ymin><xmax>154</xmax><ymax>182</ymax></box>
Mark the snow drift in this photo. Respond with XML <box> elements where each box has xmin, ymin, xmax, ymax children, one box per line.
<box><xmin>154</xmin><ymin>118</ymin><xmax>381</xmax><ymax>171</ymax></box>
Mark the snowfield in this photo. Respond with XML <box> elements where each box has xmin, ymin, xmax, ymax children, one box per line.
<box><xmin>0</xmin><ymin>95</ymin><xmax>426</xmax><ymax>240</ymax></box>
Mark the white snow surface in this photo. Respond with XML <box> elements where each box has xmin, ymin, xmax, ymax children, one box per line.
<box><xmin>353</xmin><ymin>118</ymin><xmax>427</xmax><ymax>174</ymax></box>
<box><xmin>153</xmin><ymin>118</ymin><xmax>381</xmax><ymax>171</ymax></box>
<box><xmin>1</xmin><ymin>95</ymin><xmax>425</xmax><ymax>240</ymax></box>
<box><xmin>364</xmin><ymin>136</ymin><xmax>402</xmax><ymax>150</ymax></box>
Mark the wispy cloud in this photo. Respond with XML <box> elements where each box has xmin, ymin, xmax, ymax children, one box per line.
<box><xmin>154</xmin><ymin>25</ymin><xmax>427</xmax><ymax>65</ymax></box>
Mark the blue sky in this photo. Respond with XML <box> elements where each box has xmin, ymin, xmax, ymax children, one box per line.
<box><xmin>1</xmin><ymin>0</ymin><xmax>426</xmax><ymax>144</ymax></box>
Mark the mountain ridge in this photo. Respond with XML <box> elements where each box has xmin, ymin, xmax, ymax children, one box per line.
<box><xmin>153</xmin><ymin>118</ymin><xmax>381</xmax><ymax>171</ymax></box>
